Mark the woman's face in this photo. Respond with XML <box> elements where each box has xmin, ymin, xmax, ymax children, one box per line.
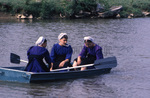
<box><xmin>59</xmin><ymin>38</ymin><xmax>67</xmax><ymax>46</ymax></box>
<box><xmin>85</xmin><ymin>42</ymin><xmax>94</xmax><ymax>48</ymax></box>
<box><xmin>42</xmin><ymin>42</ymin><xmax>47</xmax><ymax>47</ymax></box>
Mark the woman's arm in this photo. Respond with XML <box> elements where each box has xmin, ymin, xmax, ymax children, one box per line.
<box><xmin>50</xmin><ymin>63</ymin><xmax>53</xmax><ymax>71</ymax></box>
<box><xmin>50</xmin><ymin>44</ymin><xmax>56</xmax><ymax>63</ymax></box>
<box><xmin>96</xmin><ymin>49</ymin><xmax>103</xmax><ymax>59</ymax></box>
<box><xmin>79</xmin><ymin>45</ymin><xmax>87</xmax><ymax>58</ymax></box>
<box><xmin>65</xmin><ymin>45</ymin><xmax>73</xmax><ymax>61</ymax></box>
<box><xmin>59</xmin><ymin>59</ymin><xmax>69</xmax><ymax>67</ymax></box>
<box><xmin>77</xmin><ymin>56</ymin><xmax>82</xmax><ymax>65</ymax></box>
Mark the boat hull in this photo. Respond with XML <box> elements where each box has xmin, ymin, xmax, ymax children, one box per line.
<box><xmin>0</xmin><ymin>67</ymin><xmax>31</xmax><ymax>83</ymax></box>
<box><xmin>30</xmin><ymin>68</ymin><xmax>111</xmax><ymax>83</ymax></box>
<box><xmin>0</xmin><ymin>67</ymin><xmax>111</xmax><ymax>83</ymax></box>
<box><xmin>2</xmin><ymin>56</ymin><xmax>117</xmax><ymax>83</ymax></box>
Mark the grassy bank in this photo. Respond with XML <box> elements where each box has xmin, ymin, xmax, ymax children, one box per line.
<box><xmin>106</xmin><ymin>0</ymin><xmax>150</xmax><ymax>17</ymax></box>
<box><xmin>0</xmin><ymin>0</ymin><xmax>150</xmax><ymax>19</ymax></box>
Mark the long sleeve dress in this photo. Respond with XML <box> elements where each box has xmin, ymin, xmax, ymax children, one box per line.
<box><xmin>77</xmin><ymin>44</ymin><xmax>103</xmax><ymax>69</ymax></box>
<box><xmin>50</xmin><ymin>43</ymin><xmax>73</xmax><ymax>69</ymax></box>
<box><xmin>24</xmin><ymin>46</ymin><xmax>51</xmax><ymax>72</ymax></box>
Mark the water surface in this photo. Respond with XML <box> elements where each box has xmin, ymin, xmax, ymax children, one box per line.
<box><xmin>0</xmin><ymin>18</ymin><xmax>150</xmax><ymax>98</ymax></box>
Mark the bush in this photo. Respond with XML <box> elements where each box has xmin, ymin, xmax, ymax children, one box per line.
<box><xmin>24</xmin><ymin>2</ymin><xmax>41</xmax><ymax>18</ymax></box>
<box><xmin>40</xmin><ymin>0</ymin><xmax>61</xmax><ymax>19</ymax></box>
<box><xmin>131</xmin><ymin>8</ymin><xmax>143</xmax><ymax>17</ymax></box>
<box><xmin>119</xmin><ymin>5</ymin><xmax>143</xmax><ymax>18</ymax></box>
<box><xmin>0</xmin><ymin>0</ymin><xmax>149</xmax><ymax>19</ymax></box>
<box><xmin>120</xmin><ymin>10</ymin><xmax>129</xmax><ymax>18</ymax></box>
<box><xmin>0</xmin><ymin>2</ymin><xmax>12</xmax><ymax>12</ymax></box>
<box><xmin>132</xmin><ymin>2</ymin><xmax>150</xmax><ymax>11</ymax></box>
<box><xmin>59</xmin><ymin>0</ymin><xmax>74</xmax><ymax>17</ymax></box>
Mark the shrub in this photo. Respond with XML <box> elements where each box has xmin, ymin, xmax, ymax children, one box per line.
<box><xmin>0</xmin><ymin>0</ymin><xmax>149</xmax><ymax>19</ymax></box>
<box><xmin>40</xmin><ymin>0</ymin><xmax>60</xmax><ymax>19</ymax></box>
<box><xmin>0</xmin><ymin>2</ymin><xmax>12</xmax><ymax>12</ymax></box>
<box><xmin>24</xmin><ymin>2</ymin><xmax>41</xmax><ymax>18</ymax></box>
<box><xmin>132</xmin><ymin>2</ymin><xmax>150</xmax><ymax>11</ymax></box>
<box><xmin>131</xmin><ymin>8</ymin><xmax>143</xmax><ymax>17</ymax></box>
<box><xmin>120</xmin><ymin>10</ymin><xmax>129</xmax><ymax>18</ymax></box>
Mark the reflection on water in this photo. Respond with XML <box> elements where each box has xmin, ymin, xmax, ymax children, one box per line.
<box><xmin>0</xmin><ymin>17</ymin><xmax>150</xmax><ymax>98</ymax></box>
<box><xmin>0</xmin><ymin>76</ymin><xmax>117</xmax><ymax>98</ymax></box>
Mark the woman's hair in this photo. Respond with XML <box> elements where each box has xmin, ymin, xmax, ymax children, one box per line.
<box><xmin>61</xmin><ymin>35</ymin><xmax>68</xmax><ymax>39</ymax></box>
<box><xmin>43</xmin><ymin>39</ymin><xmax>47</xmax><ymax>43</ymax></box>
<box><xmin>84</xmin><ymin>40</ymin><xmax>92</xmax><ymax>43</ymax></box>
<box><xmin>44</xmin><ymin>39</ymin><xmax>47</xmax><ymax>43</ymax></box>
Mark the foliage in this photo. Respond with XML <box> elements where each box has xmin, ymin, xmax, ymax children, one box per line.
<box><xmin>24</xmin><ymin>2</ymin><xmax>41</xmax><ymax>18</ymax></box>
<box><xmin>0</xmin><ymin>0</ymin><xmax>150</xmax><ymax>19</ymax></box>
<box><xmin>119</xmin><ymin>6</ymin><xmax>143</xmax><ymax>18</ymax></box>
<box><xmin>132</xmin><ymin>1</ymin><xmax>150</xmax><ymax>11</ymax></box>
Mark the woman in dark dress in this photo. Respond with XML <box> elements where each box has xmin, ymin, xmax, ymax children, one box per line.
<box><xmin>72</xmin><ymin>36</ymin><xmax>103</xmax><ymax>71</ymax></box>
<box><xmin>25</xmin><ymin>36</ymin><xmax>51</xmax><ymax>72</ymax></box>
<box><xmin>50</xmin><ymin>33</ymin><xmax>73</xmax><ymax>70</ymax></box>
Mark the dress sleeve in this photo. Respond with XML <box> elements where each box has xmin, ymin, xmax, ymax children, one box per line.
<box><xmin>79</xmin><ymin>45</ymin><xmax>87</xmax><ymax>58</ymax></box>
<box><xmin>96</xmin><ymin>48</ymin><xmax>103</xmax><ymax>59</ymax></box>
<box><xmin>44</xmin><ymin>50</ymin><xmax>51</xmax><ymax>65</ymax></box>
<box><xmin>65</xmin><ymin>45</ymin><xmax>73</xmax><ymax>61</ymax></box>
<box><xmin>27</xmin><ymin>46</ymin><xmax>33</xmax><ymax>59</ymax></box>
<box><xmin>50</xmin><ymin>44</ymin><xmax>56</xmax><ymax>63</ymax></box>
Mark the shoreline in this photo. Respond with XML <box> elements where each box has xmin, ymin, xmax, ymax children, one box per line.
<box><xmin>0</xmin><ymin>12</ymin><xmax>150</xmax><ymax>20</ymax></box>
<box><xmin>0</xmin><ymin>12</ymin><xmax>16</xmax><ymax>19</ymax></box>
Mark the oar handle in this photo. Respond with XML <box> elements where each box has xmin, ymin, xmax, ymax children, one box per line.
<box><xmin>20</xmin><ymin>59</ymin><xmax>28</xmax><ymax>63</ymax></box>
<box><xmin>51</xmin><ymin>64</ymin><xmax>94</xmax><ymax>72</ymax></box>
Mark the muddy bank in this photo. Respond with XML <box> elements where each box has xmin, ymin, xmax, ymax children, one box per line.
<box><xmin>0</xmin><ymin>12</ymin><xmax>16</xmax><ymax>19</ymax></box>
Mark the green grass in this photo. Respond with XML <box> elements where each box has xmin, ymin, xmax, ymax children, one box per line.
<box><xmin>104</xmin><ymin>0</ymin><xmax>150</xmax><ymax>17</ymax></box>
<box><xmin>107</xmin><ymin>0</ymin><xmax>150</xmax><ymax>10</ymax></box>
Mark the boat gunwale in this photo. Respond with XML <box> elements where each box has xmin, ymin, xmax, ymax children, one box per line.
<box><xmin>0</xmin><ymin>67</ymin><xmax>33</xmax><ymax>74</ymax></box>
<box><xmin>1</xmin><ymin>65</ymin><xmax>107</xmax><ymax>75</ymax></box>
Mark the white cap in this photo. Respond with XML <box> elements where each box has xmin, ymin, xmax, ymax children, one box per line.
<box><xmin>58</xmin><ymin>33</ymin><xmax>67</xmax><ymax>40</ymax></box>
<box><xmin>84</xmin><ymin>36</ymin><xmax>94</xmax><ymax>42</ymax></box>
<box><xmin>35</xmin><ymin>36</ymin><xmax>46</xmax><ymax>46</ymax></box>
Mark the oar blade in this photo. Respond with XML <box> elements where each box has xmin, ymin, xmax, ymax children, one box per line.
<box><xmin>10</xmin><ymin>53</ymin><xmax>20</xmax><ymax>64</ymax></box>
<box><xmin>94</xmin><ymin>57</ymin><xmax>117</xmax><ymax>69</ymax></box>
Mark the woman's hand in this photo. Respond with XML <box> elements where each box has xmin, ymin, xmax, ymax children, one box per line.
<box><xmin>50</xmin><ymin>63</ymin><xmax>53</xmax><ymax>71</ymax></box>
<box><xmin>77</xmin><ymin>56</ymin><xmax>81</xmax><ymax>65</ymax></box>
<box><xmin>59</xmin><ymin>59</ymin><xmax>69</xmax><ymax>68</ymax></box>
<box><xmin>59</xmin><ymin>61</ymin><xmax>65</xmax><ymax>68</ymax></box>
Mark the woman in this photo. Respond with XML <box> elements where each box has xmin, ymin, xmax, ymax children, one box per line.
<box><xmin>72</xmin><ymin>36</ymin><xmax>103</xmax><ymax>71</ymax></box>
<box><xmin>24</xmin><ymin>36</ymin><xmax>51</xmax><ymax>72</ymax></box>
<box><xmin>50</xmin><ymin>33</ymin><xmax>73</xmax><ymax>70</ymax></box>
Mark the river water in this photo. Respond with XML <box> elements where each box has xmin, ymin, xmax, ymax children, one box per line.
<box><xmin>0</xmin><ymin>17</ymin><xmax>150</xmax><ymax>98</ymax></box>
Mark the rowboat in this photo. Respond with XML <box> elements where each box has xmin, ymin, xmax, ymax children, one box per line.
<box><xmin>0</xmin><ymin>53</ymin><xmax>117</xmax><ymax>83</ymax></box>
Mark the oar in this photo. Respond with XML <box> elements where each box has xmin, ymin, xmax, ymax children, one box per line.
<box><xmin>10</xmin><ymin>53</ymin><xmax>28</xmax><ymax>64</ymax></box>
<box><xmin>10</xmin><ymin>53</ymin><xmax>117</xmax><ymax>72</ymax></box>
<box><xmin>51</xmin><ymin>56</ymin><xmax>117</xmax><ymax>72</ymax></box>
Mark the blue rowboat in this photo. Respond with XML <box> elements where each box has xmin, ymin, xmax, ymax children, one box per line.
<box><xmin>0</xmin><ymin>66</ymin><xmax>112</xmax><ymax>83</ymax></box>
<box><xmin>0</xmin><ymin>55</ymin><xmax>117</xmax><ymax>83</ymax></box>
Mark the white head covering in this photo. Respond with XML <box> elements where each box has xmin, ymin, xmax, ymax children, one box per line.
<box><xmin>35</xmin><ymin>36</ymin><xmax>46</xmax><ymax>46</ymax></box>
<box><xmin>84</xmin><ymin>36</ymin><xmax>94</xmax><ymax>42</ymax></box>
<box><xmin>58</xmin><ymin>33</ymin><xmax>67</xmax><ymax>40</ymax></box>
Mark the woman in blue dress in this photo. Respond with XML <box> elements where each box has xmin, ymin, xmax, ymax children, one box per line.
<box><xmin>50</xmin><ymin>33</ymin><xmax>73</xmax><ymax>70</ymax></box>
<box><xmin>24</xmin><ymin>36</ymin><xmax>51</xmax><ymax>72</ymax></box>
<box><xmin>72</xmin><ymin>36</ymin><xmax>103</xmax><ymax>71</ymax></box>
